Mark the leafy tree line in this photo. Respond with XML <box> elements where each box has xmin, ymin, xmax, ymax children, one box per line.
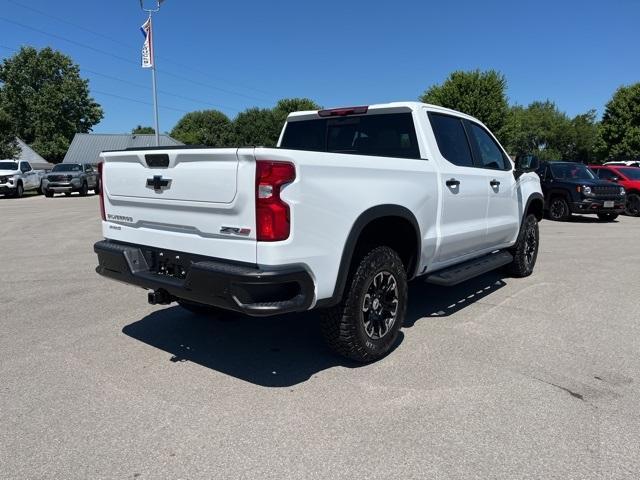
<box><xmin>1</xmin><ymin>46</ymin><xmax>639</xmax><ymax>164</ymax></box>
<box><xmin>420</xmin><ymin>69</ymin><xmax>640</xmax><ymax>162</ymax></box>
<box><xmin>169</xmin><ymin>98</ymin><xmax>320</xmax><ymax>148</ymax></box>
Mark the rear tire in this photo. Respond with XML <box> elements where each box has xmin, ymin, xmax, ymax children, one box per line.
<box><xmin>319</xmin><ymin>246</ymin><xmax>407</xmax><ymax>363</ymax></box>
<box><xmin>508</xmin><ymin>214</ymin><xmax>539</xmax><ymax>277</ymax></box>
<box><xmin>548</xmin><ymin>197</ymin><xmax>570</xmax><ymax>221</ymax></box>
<box><xmin>597</xmin><ymin>212</ymin><xmax>618</xmax><ymax>222</ymax></box>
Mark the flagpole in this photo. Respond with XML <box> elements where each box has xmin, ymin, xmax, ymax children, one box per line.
<box><xmin>140</xmin><ymin>1</ymin><xmax>164</xmax><ymax>146</ymax></box>
<box><xmin>150</xmin><ymin>14</ymin><xmax>160</xmax><ymax>146</ymax></box>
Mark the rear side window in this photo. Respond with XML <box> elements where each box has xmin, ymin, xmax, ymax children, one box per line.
<box><xmin>280</xmin><ymin>113</ymin><xmax>420</xmax><ymax>159</ymax></box>
<box><xmin>428</xmin><ymin>113</ymin><xmax>474</xmax><ymax>167</ymax></box>
<box><xmin>467</xmin><ymin>122</ymin><xmax>510</xmax><ymax>170</ymax></box>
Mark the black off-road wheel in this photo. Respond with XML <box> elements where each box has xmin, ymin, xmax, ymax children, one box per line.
<box><xmin>507</xmin><ymin>214</ymin><xmax>539</xmax><ymax>278</ymax></box>
<box><xmin>319</xmin><ymin>246</ymin><xmax>407</xmax><ymax>363</ymax></box>
<box><xmin>79</xmin><ymin>181</ymin><xmax>89</xmax><ymax>196</ymax></box>
<box><xmin>625</xmin><ymin>193</ymin><xmax>640</xmax><ymax>217</ymax></box>
<box><xmin>548</xmin><ymin>196</ymin><xmax>570</xmax><ymax>221</ymax></box>
<box><xmin>597</xmin><ymin>212</ymin><xmax>618</xmax><ymax>222</ymax></box>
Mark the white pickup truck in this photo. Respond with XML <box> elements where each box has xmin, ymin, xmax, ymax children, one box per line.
<box><xmin>95</xmin><ymin>102</ymin><xmax>543</xmax><ymax>362</ymax></box>
<box><xmin>0</xmin><ymin>160</ymin><xmax>45</xmax><ymax>197</ymax></box>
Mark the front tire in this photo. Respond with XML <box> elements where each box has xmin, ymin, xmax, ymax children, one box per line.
<box><xmin>319</xmin><ymin>246</ymin><xmax>407</xmax><ymax>363</ymax></box>
<box><xmin>14</xmin><ymin>182</ymin><xmax>24</xmax><ymax>198</ymax></box>
<box><xmin>625</xmin><ymin>193</ymin><xmax>640</xmax><ymax>217</ymax></box>
<box><xmin>597</xmin><ymin>212</ymin><xmax>618</xmax><ymax>222</ymax></box>
<box><xmin>548</xmin><ymin>197</ymin><xmax>570</xmax><ymax>221</ymax></box>
<box><xmin>508</xmin><ymin>214</ymin><xmax>539</xmax><ymax>277</ymax></box>
<box><xmin>79</xmin><ymin>181</ymin><xmax>88</xmax><ymax>196</ymax></box>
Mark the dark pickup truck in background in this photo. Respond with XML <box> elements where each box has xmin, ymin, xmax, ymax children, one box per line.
<box><xmin>536</xmin><ymin>161</ymin><xmax>626</xmax><ymax>221</ymax></box>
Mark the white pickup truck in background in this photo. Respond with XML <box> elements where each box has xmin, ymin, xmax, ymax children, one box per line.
<box><xmin>94</xmin><ymin>101</ymin><xmax>543</xmax><ymax>362</ymax></box>
<box><xmin>0</xmin><ymin>160</ymin><xmax>45</xmax><ymax>197</ymax></box>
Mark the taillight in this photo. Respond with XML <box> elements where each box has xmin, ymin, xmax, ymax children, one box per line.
<box><xmin>318</xmin><ymin>105</ymin><xmax>368</xmax><ymax>117</ymax></box>
<box><xmin>255</xmin><ymin>160</ymin><xmax>295</xmax><ymax>241</ymax></box>
<box><xmin>98</xmin><ymin>161</ymin><xmax>105</xmax><ymax>221</ymax></box>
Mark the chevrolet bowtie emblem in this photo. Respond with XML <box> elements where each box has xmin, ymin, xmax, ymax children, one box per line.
<box><xmin>146</xmin><ymin>175</ymin><xmax>171</xmax><ymax>192</ymax></box>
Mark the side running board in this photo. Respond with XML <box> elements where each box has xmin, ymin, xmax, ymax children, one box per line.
<box><xmin>424</xmin><ymin>250</ymin><xmax>513</xmax><ymax>286</ymax></box>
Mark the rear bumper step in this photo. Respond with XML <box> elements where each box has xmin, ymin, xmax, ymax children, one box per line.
<box><xmin>94</xmin><ymin>240</ymin><xmax>315</xmax><ymax>317</ymax></box>
<box><xmin>424</xmin><ymin>250</ymin><xmax>513</xmax><ymax>286</ymax></box>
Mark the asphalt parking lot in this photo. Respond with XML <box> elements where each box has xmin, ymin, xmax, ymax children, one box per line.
<box><xmin>1</xmin><ymin>194</ymin><xmax>639</xmax><ymax>479</ymax></box>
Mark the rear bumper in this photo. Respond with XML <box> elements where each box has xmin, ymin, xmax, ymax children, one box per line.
<box><xmin>571</xmin><ymin>198</ymin><xmax>626</xmax><ymax>214</ymax></box>
<box><xmin>94</xmin><ymin>240</ymin><xmax>315</xmax><ymax>317</ymax></box>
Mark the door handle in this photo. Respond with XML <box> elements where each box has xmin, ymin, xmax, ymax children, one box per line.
<box><xmin>490</xmin><ymin>179</ymin><xmax>501</xmax><ymax>187</ymax></box>
<box><xmin>446</xmin><ymin>178</ymin><xmax>460</xmax><ymax>187</ymax></box>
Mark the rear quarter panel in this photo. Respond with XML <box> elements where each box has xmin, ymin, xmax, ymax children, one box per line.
<box><xmin>254</xmin><ymin>147</ymin><xmax>439</xmax><ymax>303</ymax></box>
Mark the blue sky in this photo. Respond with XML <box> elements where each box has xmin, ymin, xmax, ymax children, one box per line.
<box><xmin>1</xmin><ymin>0</ymin><xmax>638</xmax><ymax>134</ymax></box>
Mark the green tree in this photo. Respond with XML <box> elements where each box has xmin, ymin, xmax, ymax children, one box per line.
<box><xmin>597</xmin><ymin>83</ymin><xmax>640</xmax><ymax>160</ymax></box>
<box><xmin>566</xmin><ymin>110</ymin><xmax>599</xmax><ymax>163</ymax></box>
<box><xmin>272</xmin><ymin>97</ymin><xmax>320</xmax><ymax>131</ymax></box>
<box><xmin>0</xmin><ymin>107</ymin><xmax>18</xmax><ymax>159</ymax></box>
<box><xmin>420</xmin><ymin>70</ymin><xmax>509</xmax><ymax>134</ymax></box>
<box><xmin>0</xmin><ymin>46</ymin><xmax>103</xmax><ymax>163</ymax></box>
<box><xmin>170</xmin><ymin>110</ymin><xmax>236</xmax><ymax>146</ymax></box>
<box><xmin>501</xmin><ymin>101</ymin><xmax>598</xmax><ymax>161</ymax></box>
<box><xmin>234</xmin><ymin>108</ymin><xmax>278</xmax><ymax>146</ymax></box>
<box><xmin>132</xmin><ymin>125</ymin><xmax>155</xmax><ymax>134</ymax></box>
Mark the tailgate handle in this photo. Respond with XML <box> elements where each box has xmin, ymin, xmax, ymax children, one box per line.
<box><xmin>145</xmin><ymin>154</ymin><xmax>169</xmax><ymax>168</ymax></box>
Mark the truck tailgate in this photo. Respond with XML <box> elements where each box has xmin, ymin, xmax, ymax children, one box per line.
<box><xmin>100</xmin><ymin>147</ymin><xmax>257</xmax><ymax>264</ymax></box>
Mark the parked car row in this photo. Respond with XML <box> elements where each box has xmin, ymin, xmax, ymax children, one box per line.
<box><xmin>0</xmin><ymin>161</ymin><xmax>100</xmax><ymax>198</ymax></box>
<box><xmin>0</xmin><ymin>160</ymin><xmax>45</xmax><ymax>197</ymax></box>
<box><xmin>536</xmin><ymin>161</ymin><xmax>640</xmax><ymax>221</ymax></box>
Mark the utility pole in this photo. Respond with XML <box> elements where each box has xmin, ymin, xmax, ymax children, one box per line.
<box><xmin>139</xmin><ymin>0</ymin><xmax>165</xmax><ymax>146</ymax></box>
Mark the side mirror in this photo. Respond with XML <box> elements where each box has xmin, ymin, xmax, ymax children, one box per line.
<box><xmin>514</xmin><ymin>154</ymin><xmax>539</xmax><ymax>177</ymax></box>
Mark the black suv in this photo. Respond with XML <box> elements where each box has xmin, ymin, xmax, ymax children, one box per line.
<box><xmin>536</xmin><ymin>161</ymin><xmax>626</xmax><ymax>221</ymax></box>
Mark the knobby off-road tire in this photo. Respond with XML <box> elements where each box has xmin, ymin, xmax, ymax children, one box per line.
<box><xmin>508</xmin><ymin>214</ymin><xmax>539</xmax><ymax>278</ymax></box>
<box><xmin>625</xmin><ymin>193</ymin><xmax>640</xmax><ymax>217</ymax></box>
<box><xmin>548</xmin><ymin>196</ymin><xmax>570</xmax><ymax>221</ymax></box>
<box><xmin>319</xmin><ymin>246</ymin><xmax>407</xmax><ymax>363</ymax></box>
<box><xmin>597</xmin><ymin>213</ymin><xmax>618</xmax><ymax>222</ymax></box>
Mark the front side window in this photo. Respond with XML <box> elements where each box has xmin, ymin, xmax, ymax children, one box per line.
<box><xmin>428</xmin><ymin>113</ymin><xmax>474</xmax><ymax>167</ymax></box>
<box><xmin>467</xmin><ymin>122</ymin><xmax>510</xmax><ymax>170</ymax></box>
<box><xmin>595</xmin><ymin>168</ymin><xmax>617</xmax><ymax>180</ymax></box>
<box><xmin>21</xmin><ymin>162</ymin><xmax>32</xmax><ymax>172</ymax></box>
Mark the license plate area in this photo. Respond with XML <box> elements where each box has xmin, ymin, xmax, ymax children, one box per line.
<box><xmin>142</xmin><ymin>247</ymin><xmax>202</xmax><ymax>280</ymax></box>
<box><xmin>604</xmin><ymin>201</ymin><xmax>614</xmax><ymax>208</ymax></box>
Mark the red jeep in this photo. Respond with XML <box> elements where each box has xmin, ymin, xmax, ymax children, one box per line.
<box><xmin>590</xmin><ymin>165</ymin><xmax>640</xmax><ymax>216</ymax></box>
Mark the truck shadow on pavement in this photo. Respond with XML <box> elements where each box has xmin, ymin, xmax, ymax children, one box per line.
<box><xmin>122</xmin><ymin>271</ymin><xmax>506</xmax><ymax>387</ymax></box>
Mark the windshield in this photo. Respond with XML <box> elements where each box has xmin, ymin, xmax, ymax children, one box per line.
<box><xmin>0</xmin><ymin>161</ymin><xmax>19</xmax><ymax>170</ymax></box>
<box><xmin>550</xmin><ymin>163</ymin><xmax>596</xmax><ymax>180</ymax></box>
<box><xmin>620</xmin><ymin>168</ymin><xmax>640</xmax><ymax>180</ymax></box>
<box><xmin>52</xmin><ymin>164</ymin><xmax>82</xmax><ymax>172</ymax></box>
